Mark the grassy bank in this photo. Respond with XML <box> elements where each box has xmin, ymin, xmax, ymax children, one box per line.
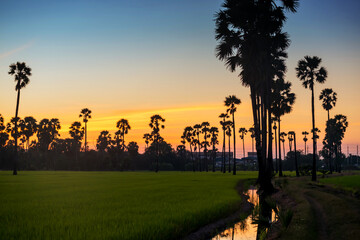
<box><xmin>0</xmin><ymin>171</ymin><xmax>257</xmax><ymax>240</ymax></box>
<box><xmin>320</xmin><ymin>174</ymin><xmax>360</xmax><ymax>192</ymax></box>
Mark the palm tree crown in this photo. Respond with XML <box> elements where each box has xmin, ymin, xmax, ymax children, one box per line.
<box><xmin>296</xmin><ymin>56</ymin><xmax>327</xmax><ymax>90</ymax></box>
<box><xmin>9</xmin><ymin>62</ymin><xmax>32</xmax><ymax>90</ymax></box>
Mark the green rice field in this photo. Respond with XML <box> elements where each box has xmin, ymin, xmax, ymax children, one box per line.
<box><xmin>320</xmin><ymin>174</ymin><xmax>360</xmax><ymax>191</ymax></box>
<box><xmin>0</xmin><ymin>171</ymin><xmax>257</xmax><ymax>240</ymax></box>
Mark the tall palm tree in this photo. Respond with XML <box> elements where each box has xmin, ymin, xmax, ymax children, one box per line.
<box><xmin>248</xmin><ymin>127</ymin><xmax>255</xmax><ymax>153</ymax></box>
<box><xmin>296</xmin><ymin>55</ymin><xmax>327</xmax><ymax>181</ymax></box>
<box><xmin>219</xmin><ymin>113</ymin><xmax>228</xmax><ymax>172</ymax></box>
<box><xmin>149</xmin><ymin>115</ymin><xmax>165</xmax><ymax>172</ymax></box>
<box><xmin>143</xmin><ymin>133</ymin><xmax>152</xmax><ymax>149</ymax></box>
<box><xmin>210</xmin><ymin>127</ymin><xmax>219</xmax><ymax>172</ymax></box>
<box><xmin>116</xmin><ymin>119</ymin><xmax>131</xmax><ymax>150</ymax></box>
<box><xmin>319</xmin><ymin>88</ymin><xmax>337</xmax><ymax>121</ymax></box>
<box><xmin>279</xmin><ymin>131</ymin><xmax>287</xmax><ymax>175</ymax></box>
<box><xmin>183</xmin><ymin>126</ymin><xmax>195</xmax><ymax>171</ymax></box>
<box><xmin>69</xmin><ymin>121</ymin><xmax>84</xmax><ymax>162</ymax></box>
<box><xmin>271</xmin><ymin>79</ymin><xmax>296</xmax><ymax>177</ymax></box>
<box><xmin>193</xmin><ymin>124</ymin><xmax>202</xmax><ymax>171</ymax></box>
<box><xmin>225</xmin><ymin>95</ymin><xmax>241</xmax><ymax>175</ymax></box>
<box><xmin>201</xmin><ymin>122</ymin><xmax>211</xmax><ymax>172</ymax></box>
<box><xmin>8</xmin><ymin>62</ymin><xmax>32</xmax><ymax>175</ymax></box>
<box><xmin>288</xmin><ymin>131</ymin><xmax>299</xmax><ymax>177</ymax></box>
<box><xmin>225</xmin><ymin>121</ymin><xmax>233</xmax><ymax>173</ymax></box>
<box><xmin>273</xmin><ymin>121</ymin><xmax>278</xmax><ymax>173</ymax></box>
<box><xmin>302</xmin><ymin>131</ymin><xmax>309</xmax><ymax>155</ymax></box>
<box><xmin>19</xmin><ymin>116</ymin><xmax>37</xmax><ymax>151</ymax></box>
<box><xmin>215</xmin><ymin>0</ymin><xmax>298</xmax><ymax>193</ymax></box>
<box><xmin>238</xmin><ymin>128</ymin><xmax>247</xmax><ymax>159</ymax></box>
<box><xmin>79</xmin><ymin>108</ymin><xmax>92</xmax><ymax>152</ymax></box>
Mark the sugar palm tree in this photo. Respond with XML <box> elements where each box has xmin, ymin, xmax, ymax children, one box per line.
<box><xmin>210</xmin><ymin>127</ymin><xmax>219</xmax><ymax>172</ymax></box>
<box><xmin>215</xmin><ymin>0</ymin><xmax>298</xmax><ymax>193</ymax></box>
<box><xmin>271</xmin><ymin>78</ymin><xmax>295</xmax><ymax>177</ymax></box>
<box><xmin>225</xmin><ymin>121</ymin><xmax>233</xmax><ymax>173</ymax></box>
<box><xmin>193</xmin><ymin>124</ymin><xmax>202</xmax><ymax>171</ymax></box>
<box><xmin>183</xmin><ymin>126</ymin><xmax>195</xmax><ymax>171</ymax></box>
<box><xmin>149</xmin><ymin>114</ymin><xmax>165</xmax><ymax>172</ymax></box>
<box><xmin>143</xmin><ymin>133</ymin><xmax>152</xmax><ymax>149</ymax></box>
<box><xmin>296</xmin><ymin>55</ymin><xmax>327</xmax><ymax>181</ymax></box>
<box><xmin>302</xmin><ymin>131</ymin><xmax>309</xmax><ymax>155</ymax></box>
<box><xmin>279</xmin><ymin>131</ymin><xmax>287</xmax><ymax>174</ymax></box>
<box><xmin>8</xmin><ymin>62</ymin><xmax>32</xmax><ymax>175</ymax></box>
<box><xmin>219</xmin><ymin>113</ymin><xmax>228</xmax><ymax>172</ymax></box>
<box><xmin>319</xmin><ymin>88</ymin><xmax>337</xmax><ymax>121</ymax></box>
<box><xmin>248</xmin><ymin>127</ymin><xmax>255</xmax><ymax>153</ymax></box>
<box><xmin>238</xmin><ymin>128</ymin><xmax>247</xmax><ymax>159</ymax></box>
<box><xmin>79</xmin><ymin>108</ymin><xmax>92</xmax><ymax>152</ymax></box>
<box><xmin>19</xmin><ymin>116</ymin><xmax>37</xmax><ymax>151</ymax></box>
<box><xmin>273</xmin><ymin>121</ymin><xmax>278</xmax><ymax>173</ymax></box>
<box><xmin>201</xmin><ymin>122</ymin><xmax>211</xmax><ymax>172</ymax></box>
<box><xmin>116</xmin><ymin>119</ymin><xmax>131</xmax><ymax>150</ymax></box>
<box><xmin>225</xmin><ymin>95</ymin><xmax>241</xmax><ymax>175</ymax></box>
<box><xmin>288</xmin><ymin>131</ymin><xmax>299</xmax><ymax>177</ymax></box>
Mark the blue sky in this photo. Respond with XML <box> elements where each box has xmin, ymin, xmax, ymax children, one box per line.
<box><xmin>1</xmin><ymin>0</ymin><xmax>360</xmax><ymax>153</ymax></box>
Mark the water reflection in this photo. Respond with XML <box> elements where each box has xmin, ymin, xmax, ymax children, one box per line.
<box><xmin>211</xmin><ymin>188</ymin><xmax>276</xmax><ymax>240</ymax></box>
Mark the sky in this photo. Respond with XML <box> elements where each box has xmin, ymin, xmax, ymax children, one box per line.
<box><xmin>1</xmin><ymin>0</ymin><xmax>360</xmax><ymax>157</ymax></box>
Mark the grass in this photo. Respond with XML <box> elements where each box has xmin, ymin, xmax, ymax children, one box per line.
<box><xmin>320</xmin><ymin>174</ymin><xmax>360</xmax><ymax>192</ymax></box>
<box><xmin>0</xmin><ymin>171</ymin><xmax>257</xmax><ymax>240</ymax></box>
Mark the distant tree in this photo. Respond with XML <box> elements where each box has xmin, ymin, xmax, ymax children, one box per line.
<box><xmin>323</xmin><ymin>115</ymin><xmax>348</xmax><ymax>173</ymax></box>
<box><xmin>116</xmin><ymin>119</ymin><xmax>131</xmax><ymax>151</ymax></box>
<box><xmin>79</xmin><ymin>108</ymin><xmax>92</xmax><ymax>152</ymax></box>
<box><xmin>210</xmin><ymin>127</ymin><xmax>219</xmax><ymax>172</ymax></box>
<box><xmin>8</xmin><ymin>62</ymin><xmax>32</xmax><ymax>175</ymax></box>
<box><xmin>219</xmin><ymin>113</ymin><xmax>228</xmax><ymax>173</ymax></box>
<box><xmin>319</xmin><ymin>88</ymin><xmax>337</xmax><ymax>121</ymax></box>
<box><xmin>280</xmin><ymin>131</ymin><xmax>287</xmax><ymax>172</ymax></box>
<box><xmin>239</xmin><ymin>127</ymin><xmax>247</xmax><ymax>159</ymax></box>
<box><xmin>149</xmin><ymin>114</ymin><xmax>165</xmax><ymax>172</ymax></box>
<box><xmin>224</xmin><ymin>95</ymin><xmax>241</xmax><ymax>175</ymax></box>
<box><xmin>271</xmin><ymin>78</ymin><xmax>295</xmax><ymax>177</ymax></box>
<box><xmin>288</xmin><ymin>131</ymin><xmax>299</xmax><ymax>177</ymax></box>
<box><xmin>224</xmin><ymin>120</ymin><xmax>233</xmax><ymax>173</ymax></box>
<box><xmin>143</xmin><ymin>133</ymin><xmax>152</xmax><ymax>149</ymax></box>
<box><xmin>69</xmin><ymin>121</ymin><xmax>84</xmax><ymax>153</ymax></box>
<box><xmin>6</xmin><ymin>117</ymin><xmax>22</xmax><ymax>145</ymax></box>
<box><xmin>0</xmin><ymin>114</ymin><xmax>9</xmax><ymax>148</ymax></box>
<box><xmin>127</xmin><ymin>141</ymin><xmax>139</xmax><ymax>157</ymax></box>
<box><xmin>37</xmin><ymin>118</ymin><xmax>61</xmax><ymax>151</ymax></box>
<box><xmin>248</xmin><ymin>127</ymin><xmax>255</xmax><ymax>153</ymax></box>
<box><xmin>201</xmin><ymin>122</ymin><xmax>211</xmax><ymax>172</ymax></box>
<box><xmin>96</xmin><ymin>131</ymin><xmax>111</xmax><ymax>152</ymax></box>
<box><xmin>296</xmin><ymin>55</ymin><xmax>327</xmax><ymax>181</ymax></box>
<box><xmin>302</xmin><ymin>131</ymin><xmax>309</xmax><ymax>155</ymax></box>
<box><xmin>19</xmin><ymin>116</ymin><xmax>37</xmax><ymax>150</ymax></box>
<box><xmin>182</xmin><ymin>126</ymin><xmax>195</xmax><ymax>171</ymax></box>
<box><xmin>193</xmin><ymin>124</ymin><xmax>202</xmax><ymax>171</ymax></box>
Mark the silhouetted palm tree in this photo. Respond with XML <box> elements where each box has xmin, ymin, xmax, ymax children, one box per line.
<box><xmin>149</xmin><ymin>114</ymin><xmax>165</xmax><ymax>172</ymax></box>
<box><xmin>219</xmin><ymin>113</ymin><xmax>228</xmax><ymax>173</ymax></box>
<box><xmin>225</xmin><ymin>95</ymin><xmax>241</xmax><ymax>175</ymax></box>
<box><xmin>296</xmin><ymin>55</ymin><xmax>327</xmax><ymax>181</ymax></box>
<box><xmin>238</xmin><ymin>128</ymin><xmax>247</xmax><ymax>159</ymax></box>
<box><xmin>193</xmin><ymin>124</ymin><xmax>202</xmax><ymax>171</ymax></box>
<box><xmin>288</xmin><ymin>131</ymin><xmax>299</xmax><ymax>177</ymax></box>
<box><xmin>0</xmin><ymin>114</ymin><xmax>9</xmax><ymax>148</ymax></box>
<box><xmin>273</xmin><ymin>121</ymin><xmax>278</xmax><ymax>173</ymax></box>
<box><xmin>215</xmin><ymin>0</ymin><xmax>298</xmax><ymax>193</ymax></box>
<box><xmin>96</xmin><ymin>131</ymin><xmax>111</xmax><ymax>152</ymax></box>
<box><xmin>143</xmin><ymin>133</ymin><xmax>152</xmax><ymax>149</ymax></box>
<box><xmin>279</xmin><ymin>131</ymin><xmax>287</xmax><ymax>174</ymax></box>
<box><xmin>302</xmin><ymin>131</ymin><xmax>309</xmax><ymax>155</ymax></box>
<box><xmin>69</xmin><ymin>121</ymin><xmax>84</xmax><ymax>162</ymax></box>
<box><xmin>79</xmin><ymin>108</ymin><xmax>92</xmax><ymax>152</ymax></box>
<box><xmin>116</xmin><ymin>119</ymin><xmax>131</xmax><ymax>150</ymax></box>
<box><xmin>8</xmin><ymin>62</ymin><xmax>32</xmax><ymax>175</ymax></box>
<box><xmin>201</xmin><ymin>122</ymin><xmax>211</xmax><ymax>172</ymax></box>
<box><xmin>319</xmin><ymin>88</ymin><xmax>337</xmax><ymax>121</ymax></box>
<box><xmin>19</xmin><ymin>116</ymin><xmax>37</xmax><ymax>151</ymax></box>
<box><xmin>271</xmin><ymin>78</ymin><xmax>295</xmax><ymax>177</ymax></box>
<box><xmin>183</xmin><ymin>126</ymin><xmax>195</xmax><ymax>171</ymax></box>
<box><xmin>37</xmin><ymin>118</ymin><xmax>61</xmax><ymax>152</ymax></box>
<box><xmin>225</xmin><ymin>121</ymin><xmax>233</xmax><ymax>173</ymax></box>
<box><xmin>210</xmin><ymin>127</ymin><xmax>219</xmax><ymax>172</ymax></box>
<box><xmin>248</xmin><ymin>127</ymin><xmax>255</xmax><ymax>153</ymax></box>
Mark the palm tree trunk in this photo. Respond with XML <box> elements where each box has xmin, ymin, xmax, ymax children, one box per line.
<box><xmin>223</xmin><ymin>127</ymin><xmax>226</xmax><ymax>173</ymax></box>
<box><xmin>212</xmin><ymin>145</ymin><xmax>216</xmax><ymax>172</ymax></box>
<box><xmin>311</xmin><ymin>88</ymin><xmax>317</xmax><ymax>181</ymax></box>
<box><xmin>242</xmin><ymin>138</ymin><xmax>245</xmax><ymax>159</ymax></box>
<box><xmin>294</xmin><ymin>134</ymin><xmax>299</xmax><ymax>177</ymax></box>
<box><xmin>232</xmin><ymin>113</ymin><xmax>236</xmax><ymax>175</ymax></box>
<box><xmin>327</xmin><ymin>110</ymin><xmax>330</xmax><ymax>121</ymax></box>
<box><xmin>228</xmin><ymin>134</ymin><xmax>231</xmax><ymax>173</ymax></box>
<box><xmin>305</xmin><ymin>141</ymin><xmax>307</xmax><ymax>155</ymax></box>
<box><xmin>190</xmin><ymin>145</ymin><xmax>194</xmax><ymax>172</ymax></box>
<box><xmin>274</xmin><ymin>127</ymin><xmax>278</xmax><ymax>173</ymax></box>
<box><xmin>198</xmin><ymin>135</ymin><xmax>201</xmax><ymax>172</ymax></box>
<box><xmin>278</xmin><ymin>119</ymin><xmax>283</xmax><ymax>177</ymax></box>
<box><xmin>13</xmin><ymin>89</ymin><xmax>21</xmax><ymax>175</ymax></box>
<box><xmin>252</xmin><ymin>137</ymin><xmax>254</xmax><ymax>152</ymax></box>
<box><xmin>85</xmin><ymin>122</ymin><xmax>87</xmax><ymax>152</ymax></box>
